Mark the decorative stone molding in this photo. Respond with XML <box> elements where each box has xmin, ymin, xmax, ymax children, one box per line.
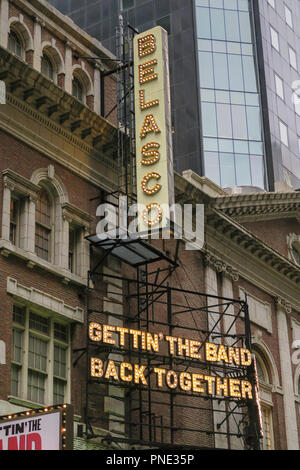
<box><xmin>3</xmin><ymin>168</ymin><xmax>40</xmax><ymax>200</ymax></box>
<box><xmin>204</xmin><ymin>252</ymin><xmax>239</xmax><ymax>281</ymax></box>
<box><xmin>287</xmin><ymin>233</ymin><xmax>300</xmax><ymax>266</ymax></box>
<box><xmin>275</xmin><ymin>297</ymin><xmax>292</xmax><ymax>314</ymax></box>
<box><xmin>7</xmin><ymin>277</ymin><xmax>84</xmax><ymax>323</ymax></box>
<box><xmin>62</xmin><ymin>202</ymin><xmax>94</xmax><ymax>229</ymax></box>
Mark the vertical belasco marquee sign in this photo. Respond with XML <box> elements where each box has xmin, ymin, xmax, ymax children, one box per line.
<box><xmin>134</xmin><ymin>26</ymin><xmax>175</xmax><ymax>231</ymax></box>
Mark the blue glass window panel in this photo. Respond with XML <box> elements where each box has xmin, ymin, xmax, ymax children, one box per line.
<box><xmin>210</xmin><ymin>9</ymin><xmax>226</xmax><ymax>40</ymax></box>
<box><xmin>196</xmin><ymin>7</ymin><xmax>211</xmax><ymax>39</ymax></box>
<box><xmin>225</xmin><ymin>11</ymin><xmax>240</xmax><ymax>42</ymax></box>
<box><xmin>220</xmin><ymin>153</ymin><xmax>236</xmax><ymax>187</ymax></box>
<box><xmin>214</xmin><ymin>53</ymin><xmax>229</xmax><ymax>89</ymax></box>
<box><xmin>242</xmin><ymin>44</ymin><xmax>253</xmax><ymax>55</ymax></box>
<box><xmin>219</xmin><ymin>138</ymin><xmax>234</xmax><ymax>152</ymax></box>
<box><xmin>199</xmin><ymin>52</ymin><xmax>214</xmax><ymax>88</ymax></box>
<box><xmin>198</xmin><ymin>39</ymin><xmax>212</xmax><ymax>51</ymax></box>
<box><xmin>228</xmin><ymin>54</ymin><xmax>244</xmax><ymax>91</ymax></box>
<box><xmin>239</xmin><ymin>11</ymin><xmax>252</xmax><ymax>43</ymax></box>
<box><xmin>216</xmin><ymin>90</ymin><xmax>230</xmax><ymax>103</ymax></box>
<box><xmin>235</xmin><ymin>154</ymin><xmax>251</xmax><ymax>185</ymax></box>
<box><xmin>227</xmin><ymin>42</ymin><xmax>241</xmax><ymax>54</ymax></box>
<box><xmin>231</xmin><ymin>105</ymin><xmax>248</xmax><ymax>139</ymax></box>
<box><xmin>210</xmin><ymin>0</ymin><xmax>223</xmax><ymax>8</ymax></box>
<box><xmin>234</xmin><ymin>140</ymin><xmax>249</xmax><ymax>153</ymax></box>
<box><xmin>224</xmin><ymin>0</ymin><xmax>238</xmax><ymax>9</ymax></box>
<box><xmin>196</xmin><ymin>0</ymin><xmax>209</xmax><ymax>6</ymax></box>
<box><xmin>216</xmin><ymin>103</ymin><xmax>232</xmax><ymax>138</ymax></box>
<box><xmin>242</xmin><ymin>56</ymin><xmax>257</xmax><ymax>92</ymax></box>
<box><xmin>213</xmin><ymin>41</ymin><xmax>226</xmax><ymax>53</ymax></box>
<box><xmin>238</xmin><ymin>0</ymin><xmax>249</xmax><ymax>11</ymax></box>
<box><xmin>201</xmin><ymin>89</ymin><xmax>215</xmax><ymax>101</ymax></box>
<box><xmin>245</xmin><ymin>93</ymin><xmax>259</xmax><ymax>106</ymax></box>
<box><xmin>246</xmin><ymin>107</ymin><xmax>262</xmax><ymax>140</ymax></box>
<box><xmin>201</xmin><ymin>89</ymin><xmax>215</xmax><ymax>102</ymax></box>
<box><xmin>250</xmin><ymin>155</ymin><xmax>265</xmax><ymax>189</ymax></box>
<box><xmin>204</xmin><ymin>138</ymin><xmax>219</xmax><ymax>151</ymax></box>
<box><xmin>230</xmin><ymin>91</ymin><xmax>245</xmax><ymax>105</ymax></box>
<box><xmin>202</xmin><ymin>102</ymin><xmax>218</xmax><ymax>136</ymax></box>
<box><xmin>204</xmin><ymin>152</ymin><xmax>221</xmax><ymax>186</ymax></box>
<box><xmin>249</xmin><ymin>141</ymin><xmax>264</xmax><ymax>155</ymax></box>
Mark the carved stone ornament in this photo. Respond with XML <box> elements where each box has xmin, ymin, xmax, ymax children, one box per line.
<box><xmin>204</xmin><ymin>252</ymin><xmax>239</xmax><ymax>281</ymax></box>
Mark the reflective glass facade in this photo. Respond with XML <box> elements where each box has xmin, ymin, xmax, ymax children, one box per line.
<box><xmin>49</xmin><ymin>0</ymin><xmax>300</xmax><ymax>191</ymax></box>
<box><xmin>196</xmin><ymin>0</ymin><xmax>266</xmax><ymax>189</ymax></box>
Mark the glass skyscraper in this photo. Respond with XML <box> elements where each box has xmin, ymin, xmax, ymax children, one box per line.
<box><xmin>48</xmin><ymin>0</ymin><xmax>300</xmax><ymax>192</ymax></box>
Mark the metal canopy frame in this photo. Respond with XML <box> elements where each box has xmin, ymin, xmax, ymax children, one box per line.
<box><xmin>76</xmin><ymin>19</ymin><xmax>261</xmax><ymax>450</ymax></box>
<box><xmin>80</xmin><ymin>235</ymin><xmax>262</xmax><ymax>450</ymax></box>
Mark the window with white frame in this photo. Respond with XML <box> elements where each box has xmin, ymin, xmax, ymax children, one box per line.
<box><xmin>11</xmin><ymin>304</ymin><xmax>70</xmax><ymax>406</ymax></box>
<box><xmin>35</xmin><ymin>188</ymin><xmax>52</xmax><ymax>262</ymax></box>
<box><xmin>288</xmin><ymin>46</ymin><xmax>297</xmax><ymax>70</ymax></box>
<box><xmin>274</xmin><ymin>74</ymin><xmax>284</xmax><ymax>100</ymax></box>
<box><xmin>8</xmin><ymin>29</ymin><xmax>23</xmax><ymax>58</ymax></box>
<box><xmin>270</xmin><ymin>26</ymin><xmax>279</xmax><ymax>51</ymax></box>
<box><xmin>41</xmin><ymin>54</ymin><xmax>54</xmax><ymax>81</ymax></box>
<box><xmin>254</xmin><ymin>352</ymin><xmax>275</xmax><ymax>450</ymax></box>
<box><xmin>284</xmin><ymin>4</ymin><xmax>293</xmax><ymax>29</ymax></box>
<box><xmin>279</xmin><ymin>120</ymin><xmax>289</xmax><ymax>147</ymax></box>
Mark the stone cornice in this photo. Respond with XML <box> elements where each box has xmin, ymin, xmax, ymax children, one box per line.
<box><xmin>2</xmin><ymin>168</ymin><xmax>40</xmax><ymax>199</ymax></box>
<box><xmin>62</xmin><ymin>202</ymin><xmax>94</xmax><ymax>229</ymax></box>
<box><xmin>207</xmin><ymin>209</ymin><xmax>300</xmax><ymax>285</ymax></box>
<box><xmin>213</xmin><ymin>191</ymin><xmax>300</xmax><ymax>222</ymax></box>
<box><xmin>0</xmin><ymin>47</ymin><xmax>118</xmax><ymax>158</ymax></box>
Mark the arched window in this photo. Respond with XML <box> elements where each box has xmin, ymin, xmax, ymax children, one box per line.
<box><xmin>72</xmin><ymin>76</ymin><xmax>83</xmax><ymax>102</ymax></box>
<box><xmin>8</xmin><ymin>30</ymin><xmax>22</xmax><ymax>57</ymax></box>
<box><xmin>41</xmin><ymin>54</ymin><xmax>54</xmax><ymax>81</ymax></box>
<box><xmin>35</xmin><ymin>189</ymin><xmax>52</xmax><ymax>262</ymax></box>
<box><xmin>254</xmin><ymin>352</ymin><xmax>274</xmax><ymax>450</ymax></box>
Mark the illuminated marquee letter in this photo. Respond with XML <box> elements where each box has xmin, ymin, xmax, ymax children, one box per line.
<box><xmin>120</xmin><ymin>363</ymin><xmax>133</xmax><ymax>382</ymax></box>
<box><xmin>140</xmin><ymin>114</ymin><xmax>161</xmax><ymax>139</ymax></box>
<box><xmin>154</xmin><ymin>368</ymin><xmax>166</xmax><ymax>387</ymax></box>
<box><xmin>134</xmin><ymin>364</ymin><xmax>148</xmax><ymax>385</ymax></box>
<box><xmin>142</xmin><ymin>203</ymin><xmax>163</xmax><ymax>227</ymax></box>
<box><xmin>205</xmin><ymin>343</ymin><xmax>218</xmax><ymax>362</ymax></box>
<box><xmin>141</xmin><ymin>172</ymin><xmax>162</xmax><ymax>196</ymax></box>
<box><xmin>141</xmin><ymin>142</ymin><xmax>160</xmax><ymax>166</ymax></box>
<box><xmin>139</xmin><ymin>59</ymin><xmax>158</xmax><ymax>84</ymax></box>
<box><xmin>91</xmin><ymin>357</ymin><xmax>103</xmax><ymax>378</ymax></box>
<box><xmin>240</xmin><ymin>348</ymin><xmax>252</xmax><ymax>366</ymax></box>
<box><xmin>89</xmin><ymin>322</ymin><xmax>102</xmax><ymax>342</ymax></box>
<box><xmin>138</xmin><ymin>34</ymin><xmax>156</xmax><ymax>57</ymax></box>
<box><xmin>105</xmin><ymin>360</ymin><xmax>119</xmax><ymax>381</ymax></box>
<box><xmin>139</xmin><ymin>90</ymin><xmax>159</xmax><ymax>110</ymax></box>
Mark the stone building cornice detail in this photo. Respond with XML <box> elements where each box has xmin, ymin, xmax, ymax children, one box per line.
<box><xmin>204</xmin><ymin>252</ymin><xmax>239</xmax><ymax>281</ymax></box>
<box><xmin>7</xmin><ymin>277</ymin><xmax>84</xmax><ymax>323</ymax></box>
<box><xmin>213</xmin><ymin>191</ymin><xmax>300</xmax><ymax>222</ymax></box>
<box><xmin>275</xmin><ymin>297</ymin><xmax>292</xmax><ymax>314</ymax></box>
<box><xmin>2</xmin><ymin>168</ymin><xmax>40</xmax><ymax>200</ymax></box>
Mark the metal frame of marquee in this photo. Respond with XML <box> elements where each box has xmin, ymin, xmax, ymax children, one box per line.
<box><xmin>73</xmin><ymin>20</ymin><xmax>262</xmax><ymax>450</ymax></box>
<box><xmin>78</xmin><ymin>235</ymin><xmax>262</xmax><ymax>450</ymax></box>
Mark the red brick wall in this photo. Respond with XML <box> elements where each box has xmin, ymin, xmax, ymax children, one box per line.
<box><xmin>243</xmin><ymin>218</ymin><xmax>300</xmax><ymax>258</ymax></box>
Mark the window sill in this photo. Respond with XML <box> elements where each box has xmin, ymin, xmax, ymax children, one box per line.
<box><xmin>8</xmin><ymin>395</ymin><xmax>44</xmax><ymax>410</ymax></box>
<box><xmin>0</xmin><ymin>239</ymin><xmax>87</xmax><ymax>287</ymax></box>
